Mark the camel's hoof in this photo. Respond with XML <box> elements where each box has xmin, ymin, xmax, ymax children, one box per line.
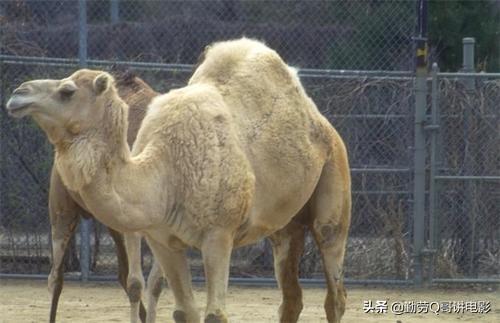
<box><xmin>205</xmin><ymin>313</ymin><xmax>227</xmax><ymax>323</ymax></box>
<box><xmin>173</xmin><ymin>310</ymin><xmax>187</xmax><ymax>323</ymax></box>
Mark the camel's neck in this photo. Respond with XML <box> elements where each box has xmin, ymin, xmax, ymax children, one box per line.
<box><xmin>55</xmin><ymin>94</ymin><xmax>130</xmax><ymax>192</ymax></box>
<box><xmin>54</xmin><ymin>96</ymin><xmax>171</xmax><ymax>232</ymax></box>
<box><xmin>79</xmin><ymin>155</ymin><xmax>171</xmax><ymax>232</ymax></box>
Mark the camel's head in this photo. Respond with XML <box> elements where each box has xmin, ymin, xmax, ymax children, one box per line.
<box><xmin>6</xmin><ymin>69</ymin><xmax>117</xmax><ymax>143</ymax></box>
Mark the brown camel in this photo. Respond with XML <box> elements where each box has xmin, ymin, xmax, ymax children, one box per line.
<box><xmin>44</xmin><ymin>70</ymin><xmax>163</xmax><ymax>323</ymax></box>
<box><xmin>6</xmin><ymin>38</ymin><xmax>351</xmax><ymax>323</ymax></box>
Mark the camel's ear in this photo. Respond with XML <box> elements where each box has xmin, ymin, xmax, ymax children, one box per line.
<box><xmin>93</xmin><ymin>73</ymin><xmax>111</xmax><ymax>95</ymax></box>
<box><xmin>58</xmin><ymin>80</ymin><xmax>78</xmax><ymax>98</ymax></box>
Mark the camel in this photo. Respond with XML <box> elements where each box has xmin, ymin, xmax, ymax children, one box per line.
<box><xmin>6</xmin><ymin>38</ymin><xmax>351</xmax><ymax>323</ymax></box>
<box><xmin>42</xmin><ymin>70</ymin><xmax>164</xmax><ymax>323</ymax></box>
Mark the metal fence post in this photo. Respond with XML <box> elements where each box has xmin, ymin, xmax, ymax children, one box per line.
<box><xmin>426</xmin><ymin>62</ymin><xmax>440</xmax><ymax>282</ymax></box>
<box><xmin>110</xmin><ymin>0</ymin><xmax>120</xmax><ymax>24</ymax></box>
<box><xmin>78</xmin><ymin>0</ymin><xmax>88</xmax><ymax>67</ymax></box>
<box><xmin>78</xmin><ymin>0</ymin><xmax>91</xmax><ymax>282</ymax></box>
<box><xmin>462</xmin><ymin>37</ymin><xmax>476</xmax><ymax>275</ymax></box>
<box><xmin>462</xmin><ymin>37</ymin><xmax>476</xmax><ymax>90</ymax></box>
<box><xmin>412</xmin><ymin>0</ymin><xmax>428</xmax><ymax>286</ymax></box>
<box><xmin>0</xmin><ymin>59</ymin><xmax>5</xmax><ymax>168</ymax></box>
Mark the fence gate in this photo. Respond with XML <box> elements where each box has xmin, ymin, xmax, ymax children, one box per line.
<box><xmin>427</xmin><ymin>60</ymin><xmax>500</xmax><ymax>284</ymax></box>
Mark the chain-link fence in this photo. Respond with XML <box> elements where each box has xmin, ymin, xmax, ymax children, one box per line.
<box><xmin>1</xmin><ymin>0</ymin><xmax>499</xmax><ymax>286</ymax></box>
<box><xmin>2</xmin><ymin>0</ymin><xmax>416</xmax><ymax>70</ymax></box>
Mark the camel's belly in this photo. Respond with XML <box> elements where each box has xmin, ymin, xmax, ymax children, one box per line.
<box><xmin>234</xmin><ymin>166</ymin><xmax>323</xmax><ymax>246</ymax></box>
<box><xmin>230</xmin><ymin>142</ymin><xmax>326</xmax><ymax>246</ymax></box>
<box><xmin>144</xmin><ymin>222</ymin><xmax>204</xmax><ymax>251</ymax></box>
<box><xmin>234</xmin><ymin>201</ymin><xmax>306</xmax><ymax>247</ymax></box>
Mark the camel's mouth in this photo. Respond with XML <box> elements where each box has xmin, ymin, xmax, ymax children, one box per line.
<box><xmin>6</xmin><ymin>95</ymin><xmax>35</xmax><ymax>118</ymax></box>
<box><xmin>7</xmin><ymin>105</ymin><xmax>32</xmax><ymax>118</ymax></box>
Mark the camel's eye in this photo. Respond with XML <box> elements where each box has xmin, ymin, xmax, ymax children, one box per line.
<box><xmin>58</xmin><ymin>81</ymin><xmax>78</xmax><ymax>99</ymax></box>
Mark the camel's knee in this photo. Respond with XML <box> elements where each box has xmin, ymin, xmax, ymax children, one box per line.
<box><xmin>150</xmin><ymin>276</ymin><xmax>164</xmax><ymax>299</ymax></box>
<box><xmin>127</xmin><ymin>277</ymin><xmax>144</xmax><ymax>303</ymax></box>
<box><xmin>314</xmin><ymin>223</ymin><xmax>336</xmax><ymax>247</ymax></box>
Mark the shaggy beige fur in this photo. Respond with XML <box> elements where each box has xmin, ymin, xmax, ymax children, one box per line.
<box><xmin>7</xmin><ymin>38</ymin><xmax>351</xmax><ymax>323</ymax></box>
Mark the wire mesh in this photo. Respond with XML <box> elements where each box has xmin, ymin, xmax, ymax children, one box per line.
<box><xmin>1</xmin><ymin>0</ymin><xmax>499</xmax><ymax>285</ymax></box>
<box><xmin>2</xmin><ymin>0</ymin><xmax>416</xmax><ymax>70</ymax></box>
<box><xmin>433</xmin><ymin>78</ymin><xmax>500</xmax><ymax>280</ymax></box>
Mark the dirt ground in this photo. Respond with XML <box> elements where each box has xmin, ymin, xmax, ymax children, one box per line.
<box><xmin>0</xmin><ymin>279</ymin><xmax>498</xmax><ymax>323</ymax></box>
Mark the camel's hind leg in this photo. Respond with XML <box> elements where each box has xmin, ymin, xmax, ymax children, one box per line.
<box><xmin>308</xmin><ymin>147</ymin><xmax>351</xmax><ymax>323</ymax></box>
<box><xmin>144</xmin><ymin>260</ymin><xmax>164</xmax><ymax>323</ymax></box>
<box><xmin>269</xmin><ymin>216</ymin><xmax>306</xmax><ymax>323</ymax></box>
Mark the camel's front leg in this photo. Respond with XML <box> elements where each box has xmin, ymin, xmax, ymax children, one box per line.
<box><xmin>146</xmin><ymin>237</ymin><xmax>199</xmax><ymax>323</ymax></box>
<box><xmin>48</xmin><ymin>167</ymin><xmax>80</xmax><ymax>323</ymax></box>
<box><xmin>201</xmin><ymin>230</ymin><xmax>233</xmax><ymax>323</ymax></box>
<box><xmin>108</xmin><ymin>228</ymin><xmax>148</xmax><ymax>323</ymax></box>
<box><xmin>124</xmin><ymin>232</ymin><xmax>146</xmax><ymax>323</ymax></box>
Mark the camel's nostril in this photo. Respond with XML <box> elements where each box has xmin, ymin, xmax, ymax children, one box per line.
<box><xmin>13</xmin><ymin>87</ymin><xmax>30</xmax><ymax>95</ymax></box>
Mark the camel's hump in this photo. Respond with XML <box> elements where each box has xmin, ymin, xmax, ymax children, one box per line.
<box><xmin>189</xmin><ymin>38</ymin><xmax>294</xmax><ymax>88</ymax></box>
